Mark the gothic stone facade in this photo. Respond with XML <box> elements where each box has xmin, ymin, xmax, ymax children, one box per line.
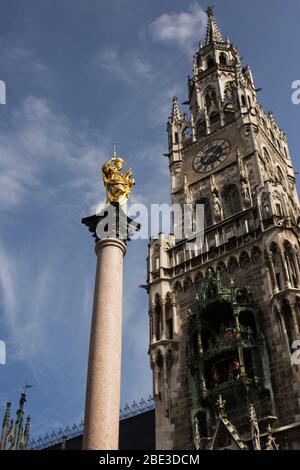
<box><xmin>147</xmin><ymin>8</ymin><xmax>300</xmax><ymax>450</ymax></box>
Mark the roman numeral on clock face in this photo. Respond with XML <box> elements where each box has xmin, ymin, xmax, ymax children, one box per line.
<box><xmin>193</xmin><ymin>139</ymin><xmax>231</xmax><ymax>173</ymax></box>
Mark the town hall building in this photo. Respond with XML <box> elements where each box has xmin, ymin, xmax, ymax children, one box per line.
<box><xmin>147</xmin><ymin>7</ymin><xmax>300</xmax><ymax>450</ymax></box>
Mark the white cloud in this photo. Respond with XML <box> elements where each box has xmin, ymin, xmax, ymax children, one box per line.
<box><xmin>0</xmin><ymin>43</ymin><xmax>52</xmax><ymax>81</ymax></box>
<box><xmin>95</xmin><ymin>47</ymin><xmax>152</xmax><ymax>85</ymax></box>
<box><xmin>0</xmin><ymin>96</ymin><xmax>107</xmax><ymax>213</ymax></box>
<box><xmin>147</xmin><ymin>83</ymin><xmax>185</xmax><ymax>129</ymax></box>
<box><xmin>149</xmin><ymin>3</ymin><xmax>207</xmax><ymax>54</ymax></box>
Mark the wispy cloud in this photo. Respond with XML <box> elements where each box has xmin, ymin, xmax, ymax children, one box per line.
<box><xmin>149</xmin><ymin>3</ymin><xmax>207</xmax><ymax>55</ymax></box>
<box><xmin>0</xmin><ymin>42</ymin><xmax>53</xmax><ymax>86</ymax></box>
<box><xmin>0</xmin><ymin>96</ymin><xmax>108</xmax><ymax>213</ymax></box>
<box><xmin>147</xmin><ymin>83</ymin><xmax>185</xmax><ymax>129</ymax></box>
<box><xmin>95</xmin><ymin>47</ymin><xmax>152</xmax><ymax>85</ymax></box>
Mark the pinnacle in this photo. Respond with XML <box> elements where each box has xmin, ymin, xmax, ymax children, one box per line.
<box><xmin>205</xmin><ymin>6</ymin><xmax>223</xmax><ymax>45</ymax></box>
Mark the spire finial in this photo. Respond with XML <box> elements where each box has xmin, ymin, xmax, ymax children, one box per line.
<box><xmin>169</xmin><ymin>96</ymin><xmax>182</xmax><ymax>124</ymax></box>
<box><xmin>216</xmin><ymin>394</ymin><xmax>226</xmax><ymax>418</ymax></box>
<box><xmin>22</xmin><ymin>382</ymin><xmax>33</xmax><ymax>395</ymax></box>
<box><xmin>205</xmin><ymin>6</ymin><xmax>223</xmax><ymax>45</ymax></box>
<box><xmin>206</xmin><ymin>5</ymin><xmax>214</xmax><ymax>17</ymax></box>
<box><xmin>265</xmin><ymin>423</ymin><xmax>279</xmax><ymax>450</ymax></box>
<box><xmin>249</xmin><ymin>404</ymin><xmax>261</xmax><ymax>450</ymax></box>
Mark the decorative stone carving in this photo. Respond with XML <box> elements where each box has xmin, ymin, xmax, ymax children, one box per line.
<box><xmin>205</xmin><ymin>85</ymin><xmax>218</xmax><ymax>111</ymax></box>
<box><xmin>241</xmin><ymin>180</ymin><xmax>251</xmax><ymax>206</ymax></box>
<box><xmin>261</xmin><ymin>192</ymin><xmax>271</xmax><ymax>219</ymax></box>
<box><xmin>224</xmin><ymin>81</ymin><xmax>235</xmax><ymax>101</ymax></box>
<box><xmin>184</xmin><ymin>174</ymin><xmax>193</xmax><ymax>204</ymax></box>
<box><xmin>172</xmin><ymin>162</ymin><xmax>183</xmax><ymax>192</ymax></box>
<box><xmin>212</xmin><ymin>191</ymin><xmax>222</xmax><ymax>221</ymax></box>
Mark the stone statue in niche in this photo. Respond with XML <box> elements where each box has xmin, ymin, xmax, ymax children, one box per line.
<box><xmin>241</xmin><ymin>180</ymin><xmax>251</xmax><ymax>206</ymax></box>
<box><xmin>224</xmin><ymin>81</ymin><xmax>235</xmax><ymax>101</ymax></box>
<box><xmin>172</xmin><ymin>162</ymin><xmax>183</xmax><ymax>192</ymax></box>
<box><xmin>205</xmin><ymin>86</ymin><xmax>217</xmax><ymax>111</ymax></box>
<box><xmin>237</xmin><ymin>151</ymin><xmax>247</xmax><ymax>181</ymax></box>
<box><xmin>261</xmin><ymin>192</ymin><xmax>271</xmax><ymax>219</ymax></box>
<box><xmin>184</xmin><ymin>174</ymin><xmax>193</xmax><ymax>204</ymax></box>
<box><xmin>212</xmin><ymin>191</ymin><xmax>222</xmax><ymax>220</ymax></box>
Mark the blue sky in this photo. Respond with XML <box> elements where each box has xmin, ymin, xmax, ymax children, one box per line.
<box><xmin>0</xmin><ymin>0</ymin><xmax>299</xmax><ymax>440</ymax></box>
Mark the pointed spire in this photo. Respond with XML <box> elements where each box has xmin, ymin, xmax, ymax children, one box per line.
<box><xmin>1</xmin><ymin>402</ymin><xmax>11</xmax><ymax>450</ymax></box>
<box><xmin>249</xmin><ymin>404</ymin><xmax>261</xmax><ymax>450</ymax></box>
<box><xmin>170</xmin><ymin>96</ymin><xmax>182</xmax><ymax>123</ymax></box>
<box><xmin>205</xmin><ymin>6</ymin><xmax>223</xmax><ymax>45</ymax></box>
<box><xmin>193</xmin><ymin>416</ymin><xmax>201</xmax><ymax>450</ymax></box>
<box><xmin>265</xmin><ymin>424</ymin><xmax>279</xmax><ymax>450</ymax></box>
<box><xmin>10</xmin><ymin>393</ymin><xmax>26</xmax><ymax>450</ymax></box>
<box><xmin>20</xmin><ymin>416</ymin><xmax>31</xmax><ymax>450</ymax></box>
<box><xmin>216</xmin><ymin>394</ymin><xmax>226</xmax><ymax>418</ymax></box>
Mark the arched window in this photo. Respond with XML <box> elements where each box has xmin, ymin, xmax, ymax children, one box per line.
<box><xmin>155</xmin><ymin>295</ymin><xmax>162</xmax><ymax>340</ymax></box>
<box><xmin>241</xmin><ymin>94</ymin><xmax>246</xmax><ymax>106</ymax></box>
<box><xmin>247</xmin><ymin>95</ymin><xmax>251</xmax><ymax>107</ymax></box>
<box><xmin>207</xmin><ymin>56</ymin><xmax>215</xmax><ymax>68</ymax></box>
<box><xmin>174</xmin><ymin>132</ymin><xmax>179</xmax><ymax>144</ymax></box>
<box><xmin>196</xmin><ymin>119</ymin><xmax>206</xmax><ymax>137</ymax></box>
<box><xmin>282</xmin><ymin>299</ymin><xmax>294</xmax><ymax>347</ymax></box>
<box><xmin>222</xmin><ymin>184</ymin><xmax>242</xmax><ymax>218</ymax></box>
<box><xmin>194</xmin><ymin>272</ymin><xmax>204</xmax><ymax>293</ymax></box>
<box><xmin>270</xmin><ymin>129</ymin><xmax>276</xmax><ymax>144</ymax></box>
<box><xmin>219</xmin><ymin>53</ymin><xmax>227</xmax><ymax>66</ymax></box>
<box><xmin>197</xmin><ymin>198</ymin><xmax>213</xmax><ymax>228</ymax></box>
<box><xmin>205</xmin><ymin>86</ymin><xmax>217</xmax><ymax>110</ymax></box>
<box><xmin>263</xmin><ymin>147</ymin><xmax>270</xmax><ymax>163</ymax></box>
<box><xmin>165</xmin><ymin>297</ymin><xmax>173</xmax><ymax>340</ymax></box>
<box><xmin>277</xmin><ymin>166</ymin><xmax>284</xmax><ymax>183</ymax></box>
<box><xmin>209</xmin><ymin>112</ymin><xmax>221</xmax><ymax>130</ymax></box>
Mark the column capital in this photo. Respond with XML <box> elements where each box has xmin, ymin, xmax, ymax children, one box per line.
<box><xmin>82</xmin><ymin>204</ymin><xmax>140</xmax><ymax>244</ymax></box>
<box><xmin>95</xmin><ymin>238</ymin><xmax>127</xmax><ymax>257</ymax></box>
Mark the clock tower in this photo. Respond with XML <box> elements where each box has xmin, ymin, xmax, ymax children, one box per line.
<box><xmin>148</xmin><ymin>7</ymin><xmax>300</xmax><ymax>449</ymax></box>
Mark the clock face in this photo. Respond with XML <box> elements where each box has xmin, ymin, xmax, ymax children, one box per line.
<box><xmin>193</xmin><ymin>139</ymin><xmax>231</xmax><ymax>173</ymax></box>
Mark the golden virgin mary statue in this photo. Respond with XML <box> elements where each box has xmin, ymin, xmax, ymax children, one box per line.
<box><xmin>102</xmin><ymin>146</ymin><xmax>135</xmax><ymax>205</ymax></box>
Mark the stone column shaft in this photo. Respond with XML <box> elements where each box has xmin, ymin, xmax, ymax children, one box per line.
<box><xmin>267</xmin><ymin>252</ymin><xmax>279</xmax><ymax>293</ymax></box>
<box><xmin>161</xmin><ymin>301</ymin><xmax>167</xmax><ymax>340</ymax></box>
<box><xmin>83</xmin><ymin>238</ymin><xmax>126</xmax><ymax>450</ymax></box>
<box><xmin>279</xmin><ymin>249</ymin><xmax>292</xmax><ymax>289</ymax></box>
<box><xmin>290</xmin><ymin>303</ymin><xmax>300</xmax><ymax>337</ymax></box>
<box><xmin>291</xmin><ymin>250</ymin><xmax>300</xmax><ymax>287</ymax></box>
<box><xmin>171</xmin><ymin>300</ymin><xmax>178</xmax><ymax>336</ymax></box>
<box><xmin>151</xmin><ymin>304</ymin><xmax>157</xmax><ymax>343</ymax></box>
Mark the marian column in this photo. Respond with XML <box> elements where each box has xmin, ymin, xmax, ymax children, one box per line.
<box><xmin>82</xmin><ymin>148</ymin><xmax>139</xmax><ymax>450</ymax></box>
